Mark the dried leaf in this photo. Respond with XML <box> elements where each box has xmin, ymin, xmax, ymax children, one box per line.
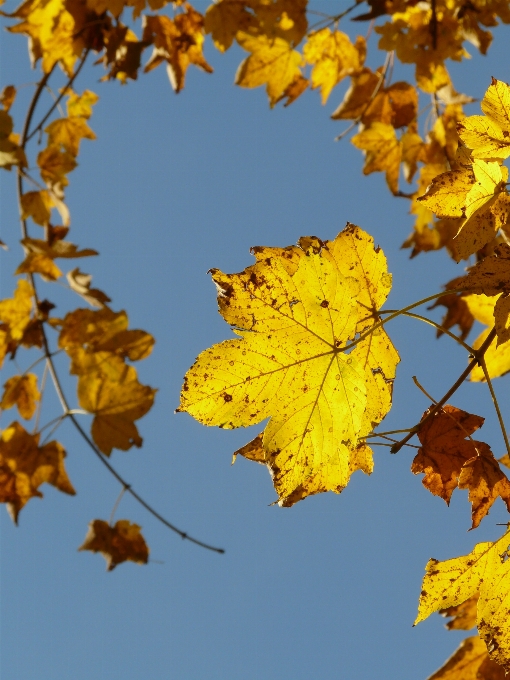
<box><xmin>79</xmin><ymin>519</ymin><xmax>149</xmax><ymax>570</ymax></box>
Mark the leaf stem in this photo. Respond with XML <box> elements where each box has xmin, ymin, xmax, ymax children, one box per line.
<box><xmin>479</xmin><ymin>355</ymin><xmax>510</xmax><ymax>456</ymax></box>
<box><xmin>382</xmin><ymin>310</ymin><xmax>475</xmax><ymax>353</ymax></box>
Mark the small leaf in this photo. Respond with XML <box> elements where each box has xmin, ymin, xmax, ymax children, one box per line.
<box><xmin>79</xmin><ymin>519</ymin><xmax>149</xmax><ymax>570</ymax></box>
<box><xmin>1</xmin><ymin>373</ymin><xmax>40</xmax><ymax>420</ymax></box>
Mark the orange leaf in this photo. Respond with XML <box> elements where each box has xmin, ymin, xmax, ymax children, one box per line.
<box><xmin>79</xmin><ymin>519</ymin><xmax>149</xmax><ymax>570</ymax></box>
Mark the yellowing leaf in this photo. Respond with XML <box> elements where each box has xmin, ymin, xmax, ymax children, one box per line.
<box><xmin>0</xmin><ymin>279</ymin><xmax>33</xmax><ymax>341</ymax></box>
<box><xmin>66</xmin><ymin>89</ymin><xmax>99</xmax><ymax>119</ymax></box>
<box><xmin>178</xmin><ymin>226</ymin><xmax>398</xmax><ymax>507</ymax></box>
<box><xmin>330</xmin><ymin>67</ymin><xmax>381</xmax><ymax>121</ymax></box>
<box><xmin>204</xmin><ymin>0</ymin><xmax>254</xmax><ymax>52</ymax></box>
<box><xmin>37</xmin><ymin>146</ymin><xmax>77</xmax><ymax>192</ymax></box>
<box><xmin>0</xmin><ymin>110</ymin><xmax>26</xmax><ymax>170</ymax></box>
<box><xmin>20</xmin><ymin>191</ymin><xmax>53</xmax><ymax>226</ymax></box>
<box><xmin>464</xmin><ymin>160</ymin><xmax>508</xmax><ymax>220</ymax></box>
<box><xmin>452</xmin><ymin>209</ymin><xmax>497</xmax><ymax>262</ymax></box>
<box><xmin>1</xmin><ymin>374</ymin><xmax>40</xmax><ymax>420</ymax></box>
<box><xmin>44</xmin><ymin>116</ymin><xmax>96</xmax><ymax>156</ymax></box>
<box><xmin>303</xmin><ymin>28</ymin><xmax>360</xmax><ymax>104</ymax></box>
<box><xmin>458</xmin><ymin>115</ymin><xmax>510</xmax><ymax>160</ymax></box>
<box><xmin>455</xmin><ymin>244</ymin><xmax>510</xmax><ymax>297</ymax></box>
<box><xmin>0</xmin><ymin>85</ymin><xmax>16</xmax><ymax>112</ymax></box>
<box><xmin>426</xmin><ymin>636</ymin><xmax>504</xmax><ymax>680</ymax></box>
<box><xmin>78</xmin><ymin>361</ymin><xmax>156</xmax><ymax>455</ymax></box>
<box><xmin>440</xmin><ymin>594</ymin><xmax>479</xmax><ymax>630</ymax></box>
<box><xmin>465</xmin><ymin>294</ymin><xmax>510</xmax><ymax>380</ymax></box>
<box><xmin>232</xmin><ymin>432</ymin><xmax>265</xmax><ymax>464</ymax></box>
<box><xmin>58</xmin><ymin>307</ymin><xmax>154</xmax><ymax>362</ymax></box>
<box><xmin>0</xmin><ymin>421</ymin><xmax>75</xmax><ymax>523</ymax></box>
<box><xmin>16</xmin><ymin>252</ymin><xmax>63</xmax><ymax>280</ymax></box>
<box><xmin>415</xmin><ymin>530</ymin><xmax>510</xmax><ymax>672</ymax></box>
<box><xmin>235</xmin><ymin>32</ymin><xmax>302</xmax><ymax>107</ymax></box>
<box><xmin>142</xmin><ymin>8</ymin><xmax>213</xmax><ymax>93</ymax></box>
<box><xmin>417</xmin><ymin>169</ymin><xmax>474</xmax><ymax>218</ymax></box>
<box><xmin>79</xmin><ymin>519</ymin><xmax>149</xmax><ymax>570</ymax></box>
<box><xmin>481</xmin><ymin>78</ymin><xmax>510</xmax><ymax>136</ymax></box>
<box><xmin>351</xmin><ymin>122</ymin><xmax>401</xmax><ymax>195</ymax></box>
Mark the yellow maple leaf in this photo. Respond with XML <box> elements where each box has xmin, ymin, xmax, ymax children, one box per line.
<box><xmin>142</xmin><ymin>7</ymin><xmax>213</xmax><ymax>93</ymax></box>
<box><xmin>417</xmin><ymin>168</ymin><xmax>474</xmax><ymax>218</ymax></box>
<box><xmin>0</xmin><ymin>85</ymin><xmax>16</xmax><ymax>112</ymax></box>
<box><xmin>351</xmin><ymin>122</ymin><xmax>401</xmax><ymax>195</ymax></box>
<box><xmin>0</xmin><ymin>279</ymin><xmax>33</xmax><ymax>341</ymax></box>
<box><xmin>204</xmin><ymin>0</ymin><xmax>255</xmax><ymax>53</ymax></box>
<box><xmin>37</xmin><ymin>146</ymin><xmax>77</xmax><ymax>193</ymax></box>
<box><xmin>20</xmin><ymin>190</ymin><xmax>53</xmax><ymax>226</ymax></box>
<box><xmin>45</xmin><ymin>116</ymin><xmax>96</xmax><ymax>156</ymax></box>
<box><xmin>303</xmin><ymin>28</ymin><xmax>360</xmax><ymax>104</ymax></box>
<box><xmin>0</xmin><ymin>421</ymin><xmax>75</xmax><ymax>523</ymax></box>
<box><xmin>66</xmin><ymin>90</ymin><xmax>99</xmax><ymax>119</ymax></box>
<box><xmin>79</xmin><ymin>519</ymin><xmax>149</xmax><ymax>570</ymax></box>
<box><xmin>464</xmin><ymin>159</ymin><xmax>508</xmax><ymax>220</ymax></box>
<box><xmin>425</xmin><ymin>636</ymin><xmax>504</xmax><ymax>680</ymax></box>
<box><xmin>178</xmin><ymin>225</ymin><xmax>398</xmax><ymax>506</ymax></box>
<box><xmin>77</xmin><ymin>359</ymin><xmax>156</xmax><ymax>455</ymax></box>
<box><xmin>464</xmin><ymin>293</ymin><xmax>510</xmax><ymax>380</ymax></box>
<box><xmin>1</xmin><ymin>373</ymin><xmax>40</xmax><ymax>420</ymax></box>
<box><xmin>235</xmin><ymin>31</ymin><xmax>303</xmax><ymax>107</ymax></box>
<box><xmin>16</xmin><ymin>252</ymin><xmax>63</xmax><ymax>280</ymax></box>
<box><xmin>415</xmin><ymin>529</ymin><xmax>510</xmax><ymax>672</ymax></box>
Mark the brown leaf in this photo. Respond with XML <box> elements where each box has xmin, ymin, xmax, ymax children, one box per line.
<box><xmin>21</xmin><ymin>237</ymin><xmax>97</xmax><ymax>260</ymax></box>
<box><xmin>232</xmin><ymin>432</ymin><xmax>265</xmax><ymax>464</ymax></box>
<box><xmin>67</xmin><ymin>267</ymin><xmax>111</xmax><ymax>308</ymax></box>
<box><xmin>0</xmin><ymin>422</ymin><xmax>75</xmax><ymax>523</ymax></box>
<box><xmin>411</xmin><ymin>405</ymin><xmax>484</xmax><ymax>504</ymax></box>
<box><xmin>0</xmin><ymin>85</ymin><xmax>16</xmax><ymax>112</ymax></box>
<box><xmin>1</xmin><ymin>373</ymin><xmax>40</xmax><ymax>420</ymax></box>
<box><xmin>79</xmin><ymin>519</ymin><xmax>149</xmax><ymax>570</ymax></box>
<box><xmin>440</xmin><ymin>593</ymin><xmax>479</xmax><ymax>630</ymax></box>
<box><xmin>458</xmin><ymin>446</ymin><xmax>510</xmax><ymax>529</ymax></box>
<box><xmin>428</xmin><ymin>278</ymin><xmax>475</xmax><ymax>340</ymax></box>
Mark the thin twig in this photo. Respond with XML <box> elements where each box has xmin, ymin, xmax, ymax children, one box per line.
<box><xmin>391</xmin><ymin>328</ymin><xmax>497</xmax><ymax>453</ymax></box>
<box><xmin>17</xmin><ymin>67</ymin><xmax>225</xmax><ymax>555</ymax></box>
<box><xmin>33</xmin><ymin>361</ymin><xmax>48</xmax><ymax>434</ymax></box>
<box><xmin>25</xmin><ymin>50</ymin><xmax>90</xmax><ymax>143</ymax></box>
<box><xmin>390</xmin><ymin>310</ymin><xmax>475</xmax><ymax>353</ymax></box>
<box><xmin>479</xmin><ymin>355</ymin><xmax>510</xmax><ymax>456</ymax></box>
<box><xmin>109</xmin><ymin>486</ymin><xmax>128</xmax><ymax>526</ymax></box>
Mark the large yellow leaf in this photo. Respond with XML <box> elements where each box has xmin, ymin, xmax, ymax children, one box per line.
<box><xmin>458</xmin><ymin>115</ymin><xmax>510</xmax><ymax>160</ymax></box>
<box><xmin>303</xmin><ymin>28</ymin><xmax>360</xmax><ymax>104</ymax></box>
<box><xmin>178</xmin><ymin>226</ymin><xmax>398</xmax><ymax>506</ymax></box>
<box><xmin>415</xmin><ymin>530</ymin><xmax>510</xmax><ymax>672</ymax></box>
<box><xmin>235</xmin><ymin>32</ymin><xmax>303</xmax><ymax>107</ymax></box>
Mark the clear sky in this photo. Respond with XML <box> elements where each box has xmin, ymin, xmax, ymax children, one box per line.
<box><xmin>1</xmin><ymin>5</ymin><xmax>510</xmax><ymax>679</ymax></box>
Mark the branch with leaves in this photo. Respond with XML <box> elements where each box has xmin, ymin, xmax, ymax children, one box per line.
<box><xmin>2</xmin><ymin>0</ymin><xmax>510</xmax><ymax>676</ymax></box>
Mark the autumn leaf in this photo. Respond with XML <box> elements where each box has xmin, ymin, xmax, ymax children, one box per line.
<box><xmin>417</xmin><ymin>168</ymin><xmax>474</xmax><ymax>218</ymax></box>
<box><xmin>204</xmin><ymin>0</ymin><xmax>255</xmax><ymax>53</ymax></box>
<box><xmin>464</xmin><ymin>294</ymin><xmax>510</xmax><ymax>379</ymax></box>
<box><xmin>0</xmin><ymin>421</ymin><xmax>75</xmax><ymax>523</ymax></box>
<box><xmin>351</xmin><ymin>122</ymin><xmax>401</xmax><ymax>195</ymax></box>
<box><xmin>16</xmin><ymin>252</ymin><xmax>63</xmax><ymax>281</ymax></box>
<box><xmin>458</xmin><ymin>78</ymin><xmax>510</xmax><ymax>159</ymax></box>
<box><xmin>37</xmin><ymin>146</ymin><xmax>77</xmax><ymax>193</ymax></box>
<box><xmin>440</xmin><ymin>593</ymin><xmax>479</xmax><ymax>630</ymax></box>
<box><xmin>1</xmin><ymin>373</ymin><xmax>40</xmax><ymax>420</ymax></box>
<box><xmin>303</xmin><ymin>28</ymin><xmax>360</xmax><ymax>104</ymax></box>
<box><xmin>79</xmin><ymin>519</ymin><xmax>149</xmax><ymax>570</ymax></box>
<box><xmin>178</xmin><ymin>225</ymin><xmax>398</xmax><ymax>506</ymax></box>
<box><xmin>45</xmin><ymin>116</ymin><xmax>96</xmax><ymax>156</ymax></box>
<box><xmin>0</xmin><ymin>109</ymin><xmax>26</xmax><ymax>170</ymax></box>
<box><xmin>142</xmin><ymin>7</ymin><xmax>213</xmax><ymax>93</ymax></box>
<box><xmin>77</xmin><ymin>358</ymin><xmax>156</xmax><ymax>455</ymax></box>
<box><xmin>0</xmin><ymin>279</ymin><xmax>33</xmax><ymax>341</ymax></box>
<box><xmin>66</xmin><ymin>89</ymin><xmax>99</xmax><ymax>119</ymax></box>
<box><xmin>426</xmin><ymin>635</ymin><xmax>504</xmax><ymax>680</ymax></box>
<box><xmin>411</xmin><ymin>405</ymin><xmax>484</xmax><ymax>504</ymax></box>
<box><xmin>20</xmin><ymin>191</ymin><xmax>54</xmax><ymax>227</ymax></box>
<box><xmin>415</xmin><ymin>529</ymin><xmax>510</xmax><ymax>671</ymax></box>
<box><xmin>0</xmin><ymin>85</ymin><xmax>16</xmax><ymax>112</ymax></box>
<box><xmin>454</xmin><ymin>243</ymin><xmax>510</xmax><ymax>297</ymax></box>
<box><xmin>464</xmin><ymin>160</ymin><xmax>508</xmax><ymax>220</ymax></box>
<box><xmin>235</xmin><ymin>31</ymin><xmax>303</xmax><ymax>107</ymax></box>
<box><xmin>58</xmin><ymin>307</ymin><xmax>154</xmax><ymax>363</ymax></box>
<box><xmin>428</xmin><ymin>282</ymin><xmax>474</xmax><ymax>341</ymax></box>
<box><xmin>458</xmin><ymin>446</ymin><xmax>510</xmax><ymax>529</ymax></box>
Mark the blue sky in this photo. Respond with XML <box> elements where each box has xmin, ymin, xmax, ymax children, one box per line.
<box><xmin>1</xmin><ymin>5</ymin><xmax>510</xmax><ymax>679</ymax></box>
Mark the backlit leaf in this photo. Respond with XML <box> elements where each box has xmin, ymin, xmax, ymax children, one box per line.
<box><xmin>1</xmin><ymin>373</ymin><xmax>40</xmax><ymax>420</ymax></box>
<box><xmin>178</xmin><ymin>226</ymin><xmax>398</xmax><ymax>506</ymax></box>
<box><xmin>351</xmin><ymin>122</ymin><xmax>401</xmax><ymax>194</ymax></box>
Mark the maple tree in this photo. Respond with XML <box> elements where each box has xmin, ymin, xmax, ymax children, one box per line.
<box><xmin>3</xmin><ymin>0</ymin><xmax>510</xmax><ymax>676</ymax></box>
